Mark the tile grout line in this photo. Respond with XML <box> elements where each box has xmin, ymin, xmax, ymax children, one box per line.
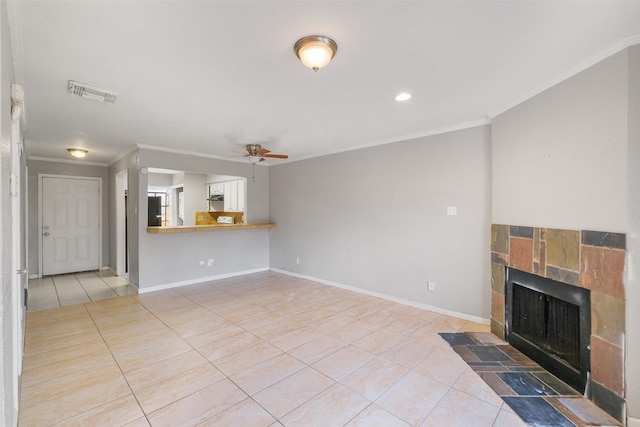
<box><xmin>82</xmin><ymin>298</ymin><xmax>157</xmax><ymax>426</ymax></box>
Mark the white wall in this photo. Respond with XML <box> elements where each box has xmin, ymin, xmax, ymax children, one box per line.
<box><xmin>131</xmin><ymin>147</ymin><xmax>271</xmax><ymax>290</ymax></box>
<box><xmin>182</xmin><ymin>172</ymin><xmax>206</xmax><ymax>226</ymax></box>
<box><xmin>147</xmin><ymin>172</ymin><xmax>173</xmax><ymax>188</ymax></box>
<box><xmin>269</xmin><ymin>125</ymin><xmax>492</xmax><ymax>319</ymax></box>
<box><xmin>26</xmin><ymin>159</ymin><xmax>110</xmax><ymax>276</ymax></box>
<box><xmin>0</xmin><ymin>0</ymin><xmax>19</xmax><ymax>423</ymax></box>
<box><xmin>626</xmin><ymin>44</ymin><xmax>640</xmax><ymax>423</ymax></box>
<box><xmin>492</xmin><ymin>50</ymin><xmax>628</xmax><ymax>232</ymax></box>
<box><xmin>109</xmin><ymin>151</ymin><xmax>140</xmax><ymax>285</ymax></box>
<box><xmin>492</xmin><ymin>46</ymin><xmax>639</xmax><ymax>421</ymax></box>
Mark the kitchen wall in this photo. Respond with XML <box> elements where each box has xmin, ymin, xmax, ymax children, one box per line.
<box><xmin>109</xmin><ymin>147</ymin><xmax>271</xmax><ymax>291</ymax></box>
<box><xmin>492</xmin><ymin>46</ymin><xmax>639</xmax><ymax>422</ymax></box>
<box><xmin>182</xmin><ymin>172</ymin><xmax>206</xmax><ymax>226</ymax></box>
<box><xmin>26</xmin><ymin>159</ymin><xmax>110</xmax><ymax>277</ymax></box>
<box><xmin>269</xmin><ymin>125</ymin><xmax>492</xmax><ymax>320</ymax></box>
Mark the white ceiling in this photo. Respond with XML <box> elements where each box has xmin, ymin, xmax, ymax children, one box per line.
<box><xmin>7</xmin><ymin>1</ymin><xmax>640</xmax><ymax>165</ymax></box>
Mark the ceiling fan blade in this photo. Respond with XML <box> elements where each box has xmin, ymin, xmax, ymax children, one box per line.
<box><xmin>257</xmin><ymin>148</ymin><xmax>271</xmax><ymax>155</ymax></box>
<box><xmin>263</xmin><ymin>153</ymin><xmax>288</xmax><ymax>159</ymax></box>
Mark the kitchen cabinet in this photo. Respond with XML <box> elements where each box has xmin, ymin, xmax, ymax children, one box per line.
<box><xmin>237</xmin><ymin>180</ymin><xmax>245</xmax><ymax>212</ymax></box>
<box><xmin>224</xmin><ymin>181</ymin><xmax>235</xmax><ymax>211</ymax></box>
<box><xmin>207</xmin><ymin>183</ymin><xmax>225</xmax><ymax>212</ymax></box>
<box><xmin>209</xmin><ymin>179</ymin><xmax>245</xmax><ymax>212</ymax></box>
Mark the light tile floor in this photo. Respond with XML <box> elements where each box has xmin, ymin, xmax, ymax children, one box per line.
<box><xmin>19</xmin><ymin>271</ymin><xmax>528</xmax><ymax>427</ymax></box>
<box><xmin>27</xmin><ymin>270</ymin><xmax>138</xmax><ymax>312</ymax></box>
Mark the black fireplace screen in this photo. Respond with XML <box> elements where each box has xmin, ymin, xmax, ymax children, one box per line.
<box><xmin>505</xmin><ymin>268</ymin><xmax>590</xmax><ymax>393</ymax></box>
<box><xmin>512</xmin><ymin>284</ymin><xmax>581</xmax><ymax>369</ymax></box>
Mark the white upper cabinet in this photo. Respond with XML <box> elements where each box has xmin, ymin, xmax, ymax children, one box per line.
<box><xmin>237</xmin><ymin>180</ymin><xmax>245</xmax><ymax>212</ymax></box>
<box><xmin>209</xmin><ymin>179</ymin><xmax>245</xmax><ymax>212</ymax></box>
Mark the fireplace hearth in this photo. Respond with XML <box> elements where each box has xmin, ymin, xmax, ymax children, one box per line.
<box><xmin>505</xmin><ymin>268</ymin><xmax>591</xmax><ymax>394</ymax></box>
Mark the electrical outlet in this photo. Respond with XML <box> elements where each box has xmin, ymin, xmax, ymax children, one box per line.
<box><xmin>427</xmin><ymin>281</ymin><xmax>435</xmax><ymax>291</ymax></box>
<box><xmin>207</xmin><ymin>258</ymin><xmax>214</xmax><ymax>267</ymax></box>
<box><xmin>296</xmin><ymin>258</ymin><xmax>300</xmax><ymax>264</ymax></box>
<box><xmin>199</xmin><ymin>260</ymin><xmax>205</xmax><ymax>266</ymax></box>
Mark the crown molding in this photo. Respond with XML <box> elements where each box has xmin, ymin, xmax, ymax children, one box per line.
<box><xmin>136</xmin><ymin>143</ymin><xmax>268</xmax><ymax>165</ymax></box>
<box><xmin>27</xmin><ymin>156</ymin><xmax>109</xmax><ymax>167</ymax></box>
<box><xmin>489</xmin><ymin>35</ymin><xmax>640</xmax><ymax>118</ymax></box>
<box><xmin>108</xmin><ymin>146</ymin><xmax>139</xmax><ymax>167</ymax></box>
<box><xmin>288</xmin><ymin>118</ymin><xmax>492</xmax><ymax>164</ymax></box>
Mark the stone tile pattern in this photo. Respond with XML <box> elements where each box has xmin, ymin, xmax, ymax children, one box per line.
<box><xmin>440</xmin><ymin>332</ymin><xmax>622</xmax><ymax>427</ymax></box>
<box><xmin>491</xmin><ymin>224</ymin><xmax>626</xmax><ymax>421</ymax></box>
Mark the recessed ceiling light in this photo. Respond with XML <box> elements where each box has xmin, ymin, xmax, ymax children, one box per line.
<box><xmin>395</xmin><ymin>92</ymin><xmax>412</xmax><ymax>102</ymax></box>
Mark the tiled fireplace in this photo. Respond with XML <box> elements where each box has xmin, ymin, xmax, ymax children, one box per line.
<box><xmin>490</xmin><ymin>224</ymin><xmax>626</xmax><ymax>421</ymax></box>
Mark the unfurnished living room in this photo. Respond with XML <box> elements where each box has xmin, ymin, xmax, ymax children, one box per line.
<box><xmin>1</xmin><ymin>1</ymin><xmax>639</xmax><ymax>426</ymax></box>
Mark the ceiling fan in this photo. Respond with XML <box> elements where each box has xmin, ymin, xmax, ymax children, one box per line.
<box><xmin>243</xmin><ymin>144</ymin><xmax>289</xmax><ymax>163</ymax></box>
<box><xmin>233</xmin><ymin>144</ymin><xmax>289</xmax><ymax>182</ymax></box>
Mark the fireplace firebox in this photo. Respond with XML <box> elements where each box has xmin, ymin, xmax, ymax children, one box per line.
<box><xmin>505</xmin><ymin>268</ymin><xmax>591</xmax><ymax>394</ymax></box>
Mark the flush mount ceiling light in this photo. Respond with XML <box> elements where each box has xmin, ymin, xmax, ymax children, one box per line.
<box><xmin>395</xmin><ymin>92</ymin><xmax>412</xmax><ymax>102</ymax></box>
<box><xmin>294</xmin><ymin>35</ymin><xmax>337</xmax><ymax>72</ymax></box>
<box><xmin>67</xmin><ymin>148</ymin><xmax>88</xmax><ymax>158</ymax></box>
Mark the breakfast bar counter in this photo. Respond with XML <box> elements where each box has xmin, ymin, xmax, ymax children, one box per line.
<box><xmin>146</xmin><ymin>223</ymin><xmax>276</xmax><ymax>234</ymax></box>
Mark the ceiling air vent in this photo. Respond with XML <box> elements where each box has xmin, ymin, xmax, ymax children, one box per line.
<box><xmin>67</xmin><ymin>80</ymin><xmax>118</xmax><ymax>104</ymax></box>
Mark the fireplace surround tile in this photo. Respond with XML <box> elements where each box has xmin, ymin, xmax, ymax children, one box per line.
<box><xmin>590</xmin><ymin>335</ymin><xmax>624</xmax><ymax>396</ymax></box>
<box><xmin>545</xmin><ymin>265</ymin><xmax>581</xmax><ymax>287</ymax></box>
<box><xmin>509</xmin><ymin>237</ymin><xmax>534</xmax><ymax>273</ymax></box>
<box><xmin>510</xmin><ymin>225</ymin><xmax>534</xmax><ymax>239</ymax></box>
<box><xmin>545</xmin><ymin>228</ymin><xmax>580</xmax><ymax>271</ymax></box>
<box><xmin>491</xmin><ymin>290</ymin><xmax>504</xmax><ymax>327</ymax></box>
<box><xmin>591</xmin><ymin>291</ymin><xmax>625</xmax><ymax>347</ymax></box>
<box><xmin>582</xmin><ymin>230</ymin><xmax>626</xmax><ymax>250</ymax></box>
<box><xmin>539</xmin><ymin>239</ymin><xmax>547</xmax><ymax>276</ymax></box>
<box><xmin>580</xmin><ymin>245</ymin><xmax>625</xmax><ymax>299</ymax></box>
<box><xmin>491</xmin><ymin>262</ymin><xmax>505</xmax><ymax>293</ymax></box>
<box><xmin>490</xmin><ymin>224</ymin><xmax>627</xmax><ymax>422</ymax></box>
<box><xmin>491</xmin><ymin>224</ymin><xmax>510</xmax><ymax>254</ymax></box>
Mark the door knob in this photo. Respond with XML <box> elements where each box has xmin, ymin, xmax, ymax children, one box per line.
<box><xmin>43</xmin><ymin>232</ymin><xmax>50</xmax><ymax>236</ymax></box>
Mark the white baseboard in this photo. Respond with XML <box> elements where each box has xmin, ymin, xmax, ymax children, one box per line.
<box><xmin>138</xmin><ymin>267</ymin><xmax>270</xmax><ymax>294</ymax></box>
<box><xmin>270</xmin><ymin>268</ymin><xmax>490</xmax><ymax>325</ymax></box>
<box><xmin>28</xmin><ymin>274</ymin><xmax>39</xmax><ymax>280</ymax></box>
<box><xmin>628</xmin><ymin>416</ymin><xmax>640</xmax><ymax>427</ymax></box>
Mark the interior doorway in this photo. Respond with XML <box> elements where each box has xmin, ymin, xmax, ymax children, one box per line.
<box><xmin>39</xmin><ymin>175</ymin><xmax>101</xmax><ymax>276</ymax></box>
<box><xmin>115</xmin><ymin>170</ymin><xmax>129</xmax><ymax>278</ymax></box>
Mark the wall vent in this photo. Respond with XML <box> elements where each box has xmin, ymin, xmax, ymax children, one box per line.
<box><xmin>67</xmin><ymin>80</ymin><xmax>118</xmax><ymax>104</ymax></box>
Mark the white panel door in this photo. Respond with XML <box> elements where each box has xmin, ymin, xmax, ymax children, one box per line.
<box><xmin>42</xmin><ymin>177</ymin><xmax>100</xmax><ymax>275</ymax></box>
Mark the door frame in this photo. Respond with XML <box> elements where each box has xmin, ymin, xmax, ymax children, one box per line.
<box><xmin>10</xmin><ymin>92</ymin><xmax>26</xmax><ymax>415</ymax></box>
<box><xmin>115</xmin><ymin>169</ymin><xmax>128</xmax><ymax>277</ymax></box>
<box><xmin>38</xmin><ymin>174</ymin><xmax>102</xmax><ymax>278</ymax></box>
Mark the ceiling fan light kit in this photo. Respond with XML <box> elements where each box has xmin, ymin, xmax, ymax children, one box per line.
<box><xmin>294</xmin><ymin>35</ymin><xmax>337</xmax><ymax>71</ymax></box>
